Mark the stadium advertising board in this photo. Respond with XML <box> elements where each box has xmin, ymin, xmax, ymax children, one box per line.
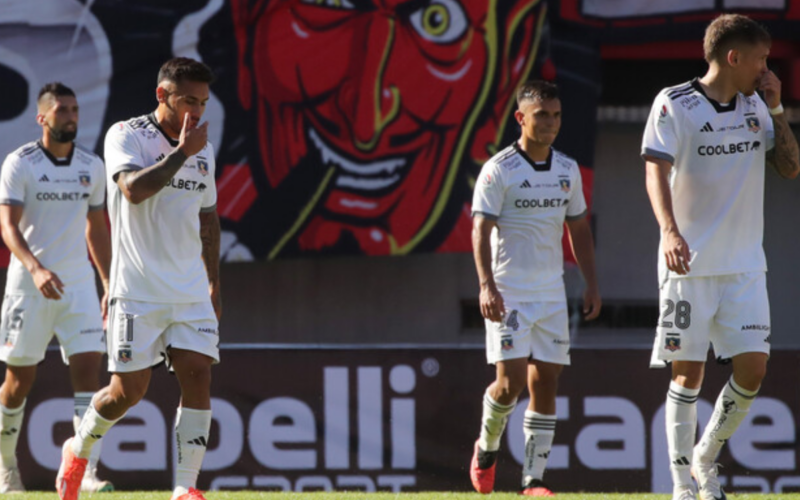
<box><xmin>14</xmin><ymin>349</ymin><xmax>800</xmax><ymax>493</ymax></box>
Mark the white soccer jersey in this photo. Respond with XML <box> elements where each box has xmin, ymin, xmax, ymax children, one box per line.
<box><xmin>472</xmin><ymin>144</ymin><xmax>587</xmax><ymax>302</ymax></box>
<box><xmin>0</xmin><ymin>141</ymin><xmax>105</xmax><ymax>294</ymax></box>
<box><xmin>104</xmin><ymin>114</ymin><xmax>217</xmax><ymax>303</ymax></box>
<box><xmin>642</xmin><ymin>79</ymin><xmax>775</xmax><ymax>282</ymax></box>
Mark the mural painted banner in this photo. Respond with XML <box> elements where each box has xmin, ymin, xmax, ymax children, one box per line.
<box><xmin>0</xmin><ymin>0</ymin><xmax>566</xmax><ymax>261</ymax></box>
<box><xmin>14</xmin><ymin>348</ymin><xmax>800</xmax><ymax>493</ymax></box>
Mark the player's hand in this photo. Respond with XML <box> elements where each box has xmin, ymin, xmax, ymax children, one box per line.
<box><xmin>663</xmin><ymin>228</ymin><xmax>691</xmax><ymax>275</ymax></box>
<box><xmin>178</xmin><ymin>112</ymin><xmax>208</xmax><ymax>158</ymax></box>
<box><xmin>32</xmin><ymin>266</ymin><xmax>64</xmax><ymax>300</ymax></box>
<box><xmin>210</xmin><ymin>283</ymin><xmax>222</xmax><ymax>321</ymax></box>
<box><xmin>480</xmin><ymin>283</ymin><xmax>505</xmax><ymax>323</ymax></box>
<box><xmin>759</xmin><ymin>71</ymin><xmax>782</xmax><ymax>109</ymax></box>
<box><xmin>582</xmin><ymin>285</ymin><xmax>602</xmax><ymax>321</ymax></box>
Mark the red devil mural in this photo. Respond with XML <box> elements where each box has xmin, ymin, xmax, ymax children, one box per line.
<box><xmin>219</xmin><ymin>0</ymin><xmax>549</xmax><ymax>258</ymax></box>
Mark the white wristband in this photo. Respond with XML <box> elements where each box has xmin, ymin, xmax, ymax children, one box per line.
<box><xmin>769</xmin><ymin>103</ymin><xmax>784</xmax><ymax>116</ymax></box>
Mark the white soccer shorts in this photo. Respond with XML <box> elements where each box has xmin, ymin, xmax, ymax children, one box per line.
<box><xmin>651</xmin><ymin>272</ymin><xmax>770</xmax><ymax>367</ymax></box>
<box><xmin>0</xmin><ymin>289</ymin><xmax>105</xmax><ymax>366</ymax></box>
<box><xmin>107</xmin><ymin>298</ymin><xmax>219</xmax><ymax>372</ymax></box>
<box><xmin>485</xmin><ymin>300</ymin><xmax>570</xmax><ymax>366</ymax></box>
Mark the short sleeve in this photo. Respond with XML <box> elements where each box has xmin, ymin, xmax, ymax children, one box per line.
<box><xmin>472</xmin><ymin>161</ymin><xmax>505</xmax><ymax>220</ymax></box>
<box><xmin>104</xmin><ymin>122</ymin><xmax>144</xmax><ymax>181</ymax></box>
<box><xmin>566</xmin><ymin>166</ymin><xmax>587</xmax><ymax>220</ymax></box>
<box><xmin>641</xmin><ymin>92</ymin><xmax>680</xmax><ymax>164</ymax></box>
<box><xmin>0</xmin><ymin>154</ymin><xmax>27</xmax><ymax>206</ymax></box>
<box><xmin>199</xmin><ymin>143</ymin><xmax>217</xmax><ymax>212</ymax></box>
<box><xmin>89</xmin><ymin>157</ymin><xmax>106</xmax><ymax>210</ymax></box>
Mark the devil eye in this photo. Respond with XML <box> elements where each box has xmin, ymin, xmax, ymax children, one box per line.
<box><xmin>408</xmin><ymin>0</ymin><xmax>467</xmax><ymax>44</ymax></box>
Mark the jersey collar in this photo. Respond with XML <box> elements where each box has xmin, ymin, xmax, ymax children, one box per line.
<box><xmin>148</xmin><ymin>113</ymin><xmax>180</xmax><ymax>148</ymax></box>
<box><xmin>691</xmin><ymin>78</ymin><xmax>737</xmax><ymax>114</ymax></box>
<box><xmin>36</xmin><ymin>140</ymin><xmax>74</xmax><ymax>167</ymax></box>
<box><xmin>513</xmin><ymin>142</ymin><xmax>552</xmax><ymax>172</ymax></box>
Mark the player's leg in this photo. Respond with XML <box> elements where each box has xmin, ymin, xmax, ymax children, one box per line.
<box><xmin>484</xmin><ymin>357</ymin><xmax>528</xmax><ymax>447</ymax></box>
<box><xmin>0</xmin><ymin>364</ymin><xmax>35</xmax><ymax>492</ymax></box>
<box><xmin>56</xmin><ymin>288</ymin><xmax>114</xmax><ymax>492</ymax></box>
<box><xmin>520</xmin><ymin>360</ymin><xmax>562</xmax><ymax>497</ymax></box>
<box><xmin>0</xmin><ymin>294</ymin><xmax>54</xmax><ymax>492</ymax></box>
<box><xmin>58</xmin><ymin>298</ymin><xmax>163</xmax><ymax>500</ymax></box>
<box><xmin>668</xmin><ymin>360</ymin><xmax>704</xmax><ymax>498</ymax></box>
<box><xmin>655</xmin><ymin>278</ymin><xmax>716</xmax><ymax>500</ymax></box>
<box><xmin>170</xmin><ymin>348</ymin><xmax>214</xmax><ymax>499</ymax></box>
<box><xmin>471</xmin><ymin>357</ymin><xmax>527</xmax><ymax>494</ymax></box>
<box><xmin>68</xmin><ymin>351</ymin><xmax>114</xmax><ymax>493</ymax></box>
<box><xmin>471</xmin><ymin>302</ymin><xmax>531</xmax><ymax>494</ymax></box>
<box><xmin>694</xmin><ymin>273</ymin><xmax>770</xmax><ymax>500</ymax></box>
<box><xmin>164</xmin><ymin>301</ymin><xmax>219</xmax><ymax>500</ymax></box>
<box><xmin>695</xmin><ymin>356</ymin><xmax>766</xmax><ymax>462</ymax></box>
<box><xmin>58</xmin><ymin>369</ymin><xmax>151</xmax><ymax>500</ymax></box>
<box><xmin>520</xmin><ymin>301</ymin><xmax>569</xmax><ymax>497</ymax></box>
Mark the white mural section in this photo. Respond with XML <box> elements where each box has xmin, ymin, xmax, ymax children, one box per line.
<box><xmin>0</xmin><ymin>0</ymin><xmax>111</xmax><ymax>153</ymax></box>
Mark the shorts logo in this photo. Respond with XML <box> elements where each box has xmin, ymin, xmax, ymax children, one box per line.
<box><xmin>559</xmin><ymin>178</ymin><xmax>570</xmax><ymax>193</ymax></box>
<box><xmin>741</xmin><ymin>324</ymin><xmax>769</xmax><ymax>331</ymax></box>
<box><xmin>501</xmin><ymin>336</ymin><xmax>514</xmax><ymax>351</ymax></box>
<box><xmin>665</xmin><ymin>336</ymin><xmax>681</xmax><ymax>352</ymax></box>
<box><xmin>659</xmin><ymin>105</ymin><xmax>668</xmax><ymax>118</ymax></box>
<box><xmin>746</xmin><ymin>117</ymin><xmax>760</xmax><ymax>133</ymax></box>
<box><xmin>79</xmin><ymin>174</ymin><xmax>91</xmax><ymax>187</ymax></box>
<box><xmin>482</xmin><ymin>173</ymin><xmax>492</xmax><ymax>185</ymax></box>
<box><xmin>117</xmin><ymin>348</ymin><xmax>132</xmax><ymax>364</ymax></box>
<box><xmin>505</xmin><ymin>310</ymin><xmax>519</xmax><ymax>331</ymax></box>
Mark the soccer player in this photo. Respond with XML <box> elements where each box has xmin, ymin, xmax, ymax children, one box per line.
<box><xmin>56</xmin><ymin>58</ymin><xmax>221</xmax><ymax>500</ymax></box>
<box><xmin>469</xmin><ymin>80</ymin><xmax>601</xmax><ymax>496</ymax></box>
<box><xmin>642</xmin><ymin>14</ymin><xmax>799</xmax><ymax>500</ymax></box>
<box><xmin>0</xmin><ymin>82</ymin><xmax>112</xmax><ymax>493</ymax></box>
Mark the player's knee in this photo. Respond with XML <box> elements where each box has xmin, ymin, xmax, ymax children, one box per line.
<box><xmin>735</xmin><ymin>364</ymin><xmax>767</xmax><ymax>390</ymax></box>
<box><xmin>108</xmin><ymin>377</ymin><xmax>149</xmax><ymax>409</ymax></box>
<box><xmin>177</xmin><ymin>363</ymin><xmax>212</xmax><ymax>388</ymax></box>
<box><xmin>494</xmin><ymin>377</ymin><xmax>526</xmax><ymax>401</ymax></box>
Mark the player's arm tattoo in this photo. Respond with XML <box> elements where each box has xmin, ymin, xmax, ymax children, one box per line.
<box><xmin>117</xmin><ymin>149</ymin><xmax>188</xmax><ymax>204</ymax></box>
<box><xmin>199</xmin><ymin>210</ymin><xmax>221</xmax><ymax>286</ymax></box>
<box><xmin>766</xmin><ymin>114</ymin><xmax>800</xmax><ymax>179</ymax></box>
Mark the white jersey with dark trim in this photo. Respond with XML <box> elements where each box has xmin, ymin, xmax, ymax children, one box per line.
<box><xmin>642</xmin><ymin>79</ymin><xmax>775</xmax><ymax>282</ymax></box>
<box><xmin>472</xmin><ymin>144</ymin><xmax>587</xmax><ymax>302</ymax></box>
<box><xmin>0</xmin><ymin>141</ymin><xmax>106</xmax><ymax>294</ymax></box>
<box><xmin>104</xmin><ymin>114</ymin><xmax>217</xmax><ymax>303</ymax></box>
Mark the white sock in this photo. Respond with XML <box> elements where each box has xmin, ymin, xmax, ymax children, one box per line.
<box><xmin>173</xmin><ymin>407</ymin><xmax>211</xmax><ymax>495</ymax></box>
<box><xmin>74</xmin><ymin>392</ymin><xmax>103</xmax><ymax>468</ymax></box>
<box><xmin>666</xmin><ymin>381</ymin><xmax>699</xmax><ymax>489</ymax></box>
<box><xmin>72</xmin><ymin>403</ymin><xmax>121</xmax><ymax>459</ymax></box>
<box><xmin>522</xmin><ymin>411</ymin><xmax>556</xmax><ymax>486</ymax></box>
<box><xmin>696</xmin><ymin>376</ymin><xmax>758</xmax><ymax>462</ymax></box>
<box><xmin>0</xmin><ymin>401</ymin><xmax>25</xmax><ymax>469</ymax></box>
<box><xmin>478</xmin><ymin>390</ymin><xmax>516</xmax><ymax>452</ymax></box>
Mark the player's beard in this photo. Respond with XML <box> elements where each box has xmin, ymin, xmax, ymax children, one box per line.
<box><xmin>49</xmin><ymin>125</ymin><xmax>77</xmax><ymax>143</ymax></box>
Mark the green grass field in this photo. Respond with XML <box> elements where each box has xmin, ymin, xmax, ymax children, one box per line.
<box><xmin>9</xmin><ymin>494</ymin><xmax>800</xmax><ymax>500</ymax></box>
